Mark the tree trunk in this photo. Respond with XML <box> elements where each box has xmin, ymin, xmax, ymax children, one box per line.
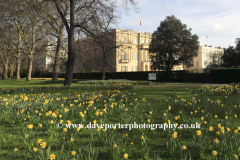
<box><xmin>16</xmin><ymin>19</ymin><xmax>22</xmax><ymax>80</ymax></box>
<box><xmin>102</xmin><ymin>68</ymin><xmax>106</xmax><ymax>80</ymax></box>
<box><xmin>64</xmin><ymin>0</ymin><xmax>75</xmax><ymax>87</ymax></box>
<box><xmin>9</xmin><ymin>64</ymin><xmax>14</xmax><ymax>78</ymax></box>
<box><xmin>64</xmin><ymin>32</ymin><xmax>74</xmax><ymax>86</ymax></box>
<box><xmin>3</xmin><ymin>61</ymin><xmax>8</xmax><ymax>80</ymax></box>
<box><xmin>52</xmin><ymin>19</ymin><xmax>65</xmax><ymax>81</ymax></box>
<box><xmin>15</xmin><ymin>56</ymin><xmax>21</xmax><ymax>79</ymax></box>
<box><xmin>26</xmin><ymin>55</ymin><xmax>33</xmax><ymax>81</ymax></box>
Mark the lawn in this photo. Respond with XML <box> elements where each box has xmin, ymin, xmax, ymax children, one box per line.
<box><xmin>0</xmin><ymin>79</ymin><xmax>239</xmax><ymax>160</ymax></box>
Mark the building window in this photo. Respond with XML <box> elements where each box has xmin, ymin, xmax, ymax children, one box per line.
<box><xmin>204</xmin><ymin>61</ymin><xmax>206</xmax><ymax>66</ymax></box>
<box><xmin>135</xmin><ymin>53</ymin><xmax>138</xmax><ymax>60</ymax></box>
<box><xmin>122</xmin><ymin>36</ymin><xmax>125</xmax><ymax>42</ymax></box>
<box><xmin>143</xmin><ymin>39</ymin><xmax>145</xmax><ymax>44</ymax></box>
<box><xmin>122</xmin><ymin>51</ymin><xmax>126</xmax><ymax>60</ymax></box>
<box><xmin>135</xmin><ymin>39</ymin><xmax>137</xmax><ymax>44</ymax></box>
<box><xmin>123</xmin><ymin>66</ymin><xmax>126</xmax><ymax>72</ymax></box>
<box><xmin>147</xmin><ymin>40</ymin><xmax>149</xmax><ymax>44</ymax></box>
<box><xmin>132</xmin><ymin>53</ymin><xmax>133</xmax><ymax>60</ymax></box>
<box><xmin>135</xmin><ymin>66</ymin><xmax>138</xmax><ymax>71</ymax></box>
<box><xmin>196</xmin><ymin>61</ymin><xmax>199</xmax><ymax>66</ymax></box>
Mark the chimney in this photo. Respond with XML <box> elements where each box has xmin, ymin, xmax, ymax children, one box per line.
<box><xmin>208</xmin><ymin>45</ymin><xmax>212</xmax><ymax>47</ymax></box>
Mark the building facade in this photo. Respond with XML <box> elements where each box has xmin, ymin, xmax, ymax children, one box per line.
<box><xmin>185</xmin><ymin>45</ymin><xmax>225</xmax><ymax>72</ymax></box>
<box><xmin>33</xmin><ymin>40</ymin><xmax>68</xmax><ymax>72</ymax></box>
<box><xmin>75</xmin><ymin>28</ymin><xmax>183</xmax><ymax>73</ymax></box>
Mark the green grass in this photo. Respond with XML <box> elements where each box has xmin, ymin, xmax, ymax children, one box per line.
<box><xmin>0</xmin><ymin>78</ymin><xmax>82</xmax><ymax>88</ymax></box>
<box><xmin>0</xmin><ymin>79</ymin><xmax>239</xmax><ymax>160</ymax></box>
<box><xmin>134</xmin><ymin>82</ymin><xmax>202</xmax><ymax>86</ymax></box>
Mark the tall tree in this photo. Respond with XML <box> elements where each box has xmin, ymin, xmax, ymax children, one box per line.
<box><xmin>0</xmin><ymin>27</ymin><xmax>14</xmax><ymax>79</ymax></box>
<box><xmin>235</xmin><ymin>38</ymin><xmax>240</xmax><ymax>56</ymax></box>
<box><xmin>149</xmin><ymin>15</ymin><xmax>199</xmax><ymax>82</ymax></box>
<box><xmin>38</xmin><ymin>0</ymin><xmax>139</xmax><ymax>87</ymax></box>
<box><xmin>221</xmin><ymin>40</ymin><xmax>240</xmax><ymax>68</ymax></box>
<box><xmin>0</xmin><ymin>0</ymin><xmax>20</xmax><ymax>79</ymax></box>
<box><xmin>41</xmin><ymin>1</ymin><xmax>68</xmax><ymax>81</ymax></box>
<box><xmin>80</xmin><ymin>1</ymin><xmax>124</xmax><ymax>80</ymax></box>
<box><xmin>0</xmin><ymin>0</ymin><xmax>48</xmax><ymax>80</ymax></box>
<box><xmin>18</xmin><ymin>0</ymin><xmax>47</xmax><ymax>81</ymax></box>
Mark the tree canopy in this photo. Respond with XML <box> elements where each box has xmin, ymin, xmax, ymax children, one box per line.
<box><xmin>221</xmin><ymin>38</ymin><xmax>240</xmax><ymax>68</ymax></box>
<box><xmin>149</xmin><ymin>15</ymin><xmax>199</xmax><ymax>72</ymax></box>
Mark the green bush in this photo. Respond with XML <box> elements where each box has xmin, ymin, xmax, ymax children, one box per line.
<box><xmin>189</xmin><ymin>68</ymin><xmax>197</xmax><ymax>73</ymax></box>
<box><xmin>90</xmin><ymin>70</ymin><xmax>97</xmax><ymax>73</ymax></box>
<box><xmin>81</xmin><ymin>69</ymin><xmax>86</xmax><ymax>73</ymax></box>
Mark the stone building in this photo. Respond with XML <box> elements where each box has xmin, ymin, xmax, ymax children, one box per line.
<box><xmin>75</xmin><ymin>28</ymin><xmax>183</xmax><ymax>73</ymax></box>
<box><xmin>185</xmin><ymin>45</ymin><xmax>225</xmax><ymax>72</ymax></box>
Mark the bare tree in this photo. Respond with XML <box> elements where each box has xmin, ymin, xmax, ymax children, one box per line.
<box><xmin>37</xmin><ymin>0</ymin><xmax>139</xmax><ymax>86</ymax></box>
<box><xmin>0</xmin><ymin>0</ymin><xmax>48</xmax><ymax>80</ymax></box>
<box><xmin>16</xmin><ymin>0</ymin><xmax>48</xmax><ymax>81</ymax></box>
<box><xmin>41</xmin><ymin>1</ymin><xmax>68</xmax><ymax>81</ymax></box>
<box><xmin>0</xmin><ymin>26</ymin><xmax>14</xmax><ymax>79</ymax></box>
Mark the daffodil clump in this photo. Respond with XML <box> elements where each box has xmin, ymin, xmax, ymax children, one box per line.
<box><xmin>0</xmin><ymin>88</ymin><xmax>152</xmax><ymax>159</ymax></box>
<box><xmin>1</xmin><ymin>83</ymin><xmax>240</xmax><ymax>159</ymax></box>
<box><xmin>164</xmin><ymin>83</ymin><xmax>240</xmax><ymax>159</ymax></box>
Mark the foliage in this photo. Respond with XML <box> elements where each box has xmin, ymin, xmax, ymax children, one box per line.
<box><xmin>206</xmin><ymin>51</ymin><xmax>223</xmax><ymax>68</ymax></box>
<box><xmin>149</xmin><ymin>15</ymin><xmax>199</xmax><ymax>72</ymax></box>
<box><xmin>90</xmin><ymin>70</ymin><xmax>98</xmax><ymax>73</ymax></box>
<box><xmin>80</xmin><ymin>69</ymin><xmax>86</xmax><ymax>73</ymax></box>
<box><xmin>189</xmin><ymin>68</ymin><xmax>197</xmax><ymax>73</ymax></box>
<box><xmin>221</xmin><ymin>39</ymin><xmax>240</xmax><ymax>68</ymax></box>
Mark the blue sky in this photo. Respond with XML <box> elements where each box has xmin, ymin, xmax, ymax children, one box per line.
<box><xmin>114</xmin><ymin>0</ymin><xmax>240</xmax><ymax>49</ymax></box>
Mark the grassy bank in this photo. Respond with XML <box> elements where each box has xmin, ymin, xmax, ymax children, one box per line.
<box><xmin>0</xmin><ymin>79</ymin><xmax>239</xmax><ymax>159</ymax></box>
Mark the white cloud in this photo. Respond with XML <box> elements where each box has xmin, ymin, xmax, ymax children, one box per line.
<box><xmin>212</xmin><ymin>24</ymin><xmax>223</xmax><ymax>31</ymax></box>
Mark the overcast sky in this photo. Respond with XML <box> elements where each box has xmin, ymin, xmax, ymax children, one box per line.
<box><xmin>115</xmin><ymin>0</ymin><xmax>240</xmax><ymax>49</ymax></box>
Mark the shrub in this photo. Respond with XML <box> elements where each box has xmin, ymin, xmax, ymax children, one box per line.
<box><xmin>81</xmin><ymin>69</ymin><xmax>86</xmax><ymax>73</ymax></box>
<box><xmin>90</xmin><ymin>70</ymin><xmax>97</xmax><ymax>73</ymax></box>
<box><xmin>189</xmin><ymin>68</ymin><xmax>197</xmax><ymax>73</ymax></box>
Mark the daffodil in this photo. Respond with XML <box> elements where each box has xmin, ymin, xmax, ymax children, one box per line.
<box><xmin>196</xmin><ymin>130</ymin><xmax>201</xmax><ymax>136</ymax></box>
<box><xmin>182</xmin><ymin>145</ymin><xmax>187</xmax><ymax>150</ymax></box>
<box><xmin>49</xmin><ymin>153</ymin><xmax>56</xmax><ymax>160</ymax></box>
<box><xmin>212</xmin><ymin>150</ymin><xmax>217</xmax><ymax>156</ymax></box>
<box><xmin>123</xmin><ymin>153</ymin><xmax>128</xmax><ymax>159</ymax></box>
<box><xmin>28</xmin><ymin>124</ymin><xmax>33</xmax><ymax>129</ymax></box>
<box><xmin>40</xmin><ymin>142</ymin><xmax>47</xmax><ymax>148</ymax></box>
<box><xmin>33</xmin><ymin>147</ymin><xmax>38</xmax><ymax>152</ymax></box>
<box><xmin>71</xmin><ymin>150</ymin><xmax>76</xmax><ymax>156</ymax></box>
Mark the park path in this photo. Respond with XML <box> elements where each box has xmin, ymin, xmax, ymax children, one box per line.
<box><xmin>134</xmin><ymin>83</ymin><xmax>228</xmax><ymax>88</ymax></box>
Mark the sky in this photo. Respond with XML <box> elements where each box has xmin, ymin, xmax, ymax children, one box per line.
<box><xmin>114</xmin><ymin>0</ymin><xmax>240</xmax><ymax>49</ymax></box>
